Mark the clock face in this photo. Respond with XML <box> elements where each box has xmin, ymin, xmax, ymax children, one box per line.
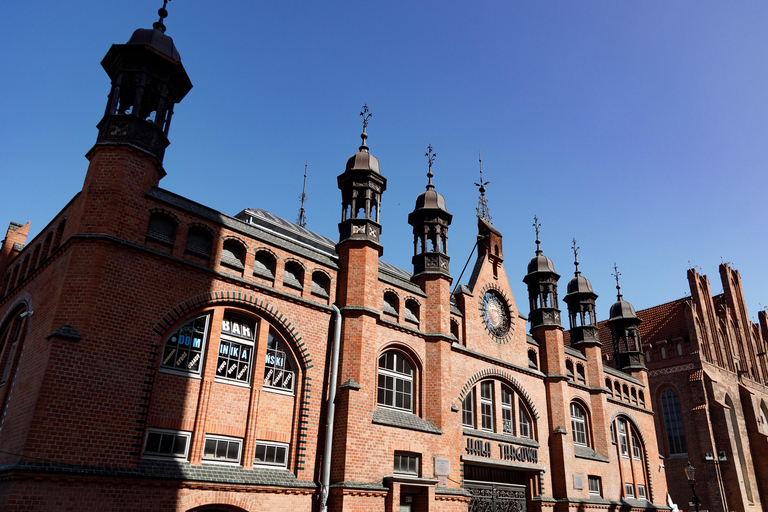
<box><xmin>482</xmin><ymin>291</ymin><xmax>510</xmax><ymax>339</ymax></box>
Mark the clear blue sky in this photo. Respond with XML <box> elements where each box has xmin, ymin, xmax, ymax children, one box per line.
<box><xmin>2</xmin><ymin>1</ymin><xmax>766</xmax><ymax>321</ymax></box>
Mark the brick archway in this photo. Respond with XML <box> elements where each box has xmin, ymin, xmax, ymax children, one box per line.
<box><xmin>458</xmin><ymin>367</ymin><xmax>539</xmax><ymax>420</ymax></box>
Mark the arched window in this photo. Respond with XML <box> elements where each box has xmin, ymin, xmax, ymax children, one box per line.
<box><xmin>638</xmin><ymin>390</ymin><xmax>645</xmax><ymax>407</ymax></box>
<box><xmin>501</xmin><ymin>385</ymin><xmax>514</xmax><ymax>434</ymax></box>
<box><xmin>383</xmin><ymin>292</ymin><xmax>399</xmax><ymax>318</ymax></box>
<box><xmin>631</xmin><ymin>388</ymin><xmax>638</xmax><ymax>405</ymax></box>
<box><xmin>565</xmin><ymin>360</ymin><xmax>574</xmax><ymax>380</ymax></box>
<box><xmin>263</xmin><ymin>331</ymin><xmax>296</xmax><ymax>393</ymax></box>
<box><xmin>185</xmin><ymin>226</ymin><xmax>213</xmax><ymax>258</ymax></box>
<box><xmin>480</xmin><ymin>381</ymin><xmax>494</xmax><ymax>430</ymax></box>
<box><xmin>404</xmin><ymin>300</ymin><xmax>420</xmax><ymax>325</ymax></box>
<box><xmin>676</xmin><ymin>343</ymin><xmax>683</xmax><ymax>357</ymax></box>
<box><xmin>660</xmin><ymin>346</ymin><xmax>667</xmax><ymax>360</ymax></box>
<box><xmin>310</xmin><ymin>271</ymin><xmax>330</xmax><ymax>298</ymax></box>
<box><xmin>570</xmin><ymin>402</ymin><xmax>589</xmax><ymax>446</ymax></box>
<box><xmin>462</xmin><ymin>380</ymin><xmax>535</xmax><ymax>439</ymax></box>
<box><xmin>660</xmin><ymin>388</ymin><xmax>687</xmax><ymax>455</ymax></box>
<box><xmin>451</xmin><ymin>319</ymin><xmax>461</xmax><ymax>343</ymax></box>
<box><xmin>283</xmin><ymin>261</ymin><xmax>304</xmax><ymax>291</ymax></box>
<box><xmin>528</xmin><ymin>350</ymin><xmax>538</xmax><ymax>370</ymax></box>
<box><xmin>253</xmin><ymin>250</ymin><xmax>276</xmax><ymax>280</ymax></box>
<box><xmin>161</xmin><ymin>314</ymin><xmax>211</xmax><ymax>376</ymax></box>
<box><xmin>221</xmin><ymin>240</ymin><xmax>245</xmax><ymax>270</ymax></box>
<box><xmin>614</xmin><ymin>382</ymin><xmax>621</xmax><ymax>398</ymax></box>
<box><xmin>147</xmin><ymin>212</ymin><xmax>176</xmax><ymax>245</ymax></box>
<box><xmin>623</xmin><ymin>385</ymin><xmax>630</xmax><ymax>401</ymax></box>
<box><xmin>576</xmin><ymin>363</ymin><xmax>585</xmax><ymax>383</ymax></box>
<box><xmin>377</xmin><ymin>351</ymin><xmax>414</xmax><ymax>412</ymax></box>
<box><xmin>606</xmin><ymin>378</ymin><xmax>613</xmax><ymax>395</ymax></box>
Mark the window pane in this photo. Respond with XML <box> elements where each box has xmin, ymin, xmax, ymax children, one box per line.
<box><xmin>255</xmin><ymin>445</ymin><xmax>266</xmax><ymax>462</ymax></box>
<box><xmin>203</xmin><ymin>439</ymin><xmax>216</xmax><ymax>458</ymax></box>
<box><xmin>216</xmin><ymin>440</ymin><xmax>228</xmax><ymax>459</ymax></box>
<box><xmin>227</xmin><ymin>442</ymin><xmax>240</xmax><ymax>461</ymax></box>
<box><xmin>159</xmin><ymin>433</ymin><xmax>174</xmax><ymax>454</ymax></box>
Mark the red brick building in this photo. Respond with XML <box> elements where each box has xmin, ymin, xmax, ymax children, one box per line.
<box><xmin>0</xmin><ymin>10</ymin><xmax>671</xmax><ymax>512</ymax></box>
<box><xmin>600</xmin><ymin>264</ymin><xmax>768</xmax><ymax>512</ymax></box>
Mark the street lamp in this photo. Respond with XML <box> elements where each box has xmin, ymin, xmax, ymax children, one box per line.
<box><xmin>685</xmin><ymin>462</ymin><xmax>700</xmax><ymax>512</ymax></box>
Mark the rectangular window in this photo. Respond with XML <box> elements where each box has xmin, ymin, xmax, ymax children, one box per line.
<box><xmin>216</xmin><ymin>316</ymin><xmax>257</xmax><ymax>384</ymax></box>
<box><xmin>462</xmin><ymin>389</ymin><xmax>475</xmax><ymax>428</ymax></box>
<box><xmin>618</xmin><ymin>420</ymin><xmax>629</xmax><ymax>457</ymax></box>
<box><xmin>519</xmin><ymin>408</ymin><xmax>531</xmax><ymax>439</ymax></box>
<box><xmin>501</xmin><ymin>387</ymin><xmax>514</xmax><ymax>435</ymax></box>
<box><xmin>203</xmin><ymin>435</ymin><xmax>242</xmax><ymax>464</ymax></box>
<box><xmin>637</xmin><ymin>484</ymin><xmax>647</xmax><ymax>500</ymax></box>
<box><xmin>394</xmin><ymin>452</ymin><xmax>419</xmax><ymax>476</ymax></box>
<box><xmin>632</xmin><ymin>433</ymin><xmax>642</xmax><ymax>460</ymax></box>
<box><xmin>480</xmin><ymin>381</ymin><xmax>494</xmax><ymax>431</ymax></box>
<box><xmin>254</xmin><ymin>441</ymin><xmax>289</xmax><ymax>468</ymax></box>
<box><xmin>588</xmin><ymin>475</ymin><xmax>601</xmax><ymax>496</ymax></box>
<box><xmin>625</xmin><ymin>483</ymin><xmax>635</xmax><ymax>498</ymax></box>
<box><xmin>143</xmin><ymin>429</ymin><xmax>191</xmax><ymax>459</ymax></box>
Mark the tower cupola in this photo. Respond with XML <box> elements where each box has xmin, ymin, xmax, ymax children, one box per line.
<box><xmin>337</xmin><ymin>104</ymin><xmax>387</xmax><ymax>245</ymax></box>
<box><xmin>408</xmin><ymin>145</ymin><xmax>452</xmax><ymax>276</ymax></box>
<box><xmin>606</xmin><ymin>264</ymin><xmax>645</xmax><ymax>371</ymax></box>
<box><xmin>523</xmin><ymin>217</ymin><xmax>561</xmax><ymax>328</ymax></box>
<box><xmin>96</xmin><ymin>2</ymin><xmax>192</xmax><ymax>164</ymax></box>
<box><xmin>563</xmin><ymin>239</ymin><xmax>599</xmax><ymax>347</ymax></box>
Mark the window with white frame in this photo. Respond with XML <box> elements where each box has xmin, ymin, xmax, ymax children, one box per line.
<box><xmin>216</xmin><ymin>315</ymin><xmax>257</xmax><ymax>384</ymax></box>
<box><xmin>618</xmin><ymin>419</ymin><xmax>629</xmax><ymax>457</ymax></box>
<box><xmin>143</xmin><ymin>429</ymin><xmax>191</xmax><ymax>459</ymax></box>
<box><xmin>502</xmin><ymin>386</ymin><xmax>514</xmax><ymax>435</ymax></box>
<box><xmin>161</xmin><ymin>314</ymin><xmax>210</xmax><ymax>376</ymax></box>
<box><xmin>254</xmin><ymin>441</ymin><xmax>289</xmax><ymax>467</ymax></box>
<box><xmin>203</xmin><ymin>435</ymin><xmax>243</xmax><ymax>464</ymax></box>
<box><xmin>263</xmin><ymin>331</ymin><xmax>296</xmax><ymax>392</ymax></box>
<box><xmin>625</xmin><ymin>483</ymin><xmax>635</xmax><ymax>498</ymax></box>
<box><xmin>588</xmin><ymin>475</ymin><xmax>601</xmax><ymax>496</ymax></box>
<box><xmin>393</xmin><ymin>452</ymin><xmax>419</xmax><ymax>476</ymax></box>
<box><xmin>519</xmin><ymin>407</ymin><xmax>531</xmax><ymax>439</ymax></box>
<box><xmin>631</xmin><ymin>431</ymin><xmax>642</xmax><ymax>460</ymax></box>
<box><xmin>377</xmin><ymin>351</ymin><xmax>414</xmax><ymax>411</ymax></box>
<box><xmin>637</xmin><ymin>484</ymin><xmax>647</xmax><ymax>500</ymax></box>
<box><xmin>480</xmin><ymin>381</ymin><xmax>494</xmax><ymax>431</ymax></box>
<box><xmin>570</xmin><ymin>403</ymin><xmax>588</xmax><ymax>446</ymax></box>
<box><xmin>462</xmin><ymin>388</ymin><xmax>475</xmax><ymax>428</ymax></box>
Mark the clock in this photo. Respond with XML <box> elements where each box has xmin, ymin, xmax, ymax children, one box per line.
<box><xmin>482</xmin><ymin>290</ymin><xmax>511</xmax><ymax>339</ymax></box>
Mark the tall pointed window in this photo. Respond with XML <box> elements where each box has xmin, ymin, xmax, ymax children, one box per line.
<box><xmin>480</xmin><ymin>381</ymin><xmax>494</xmax><ymax>431</ymax></box>
<box><xmin>660</xmin><ymin>388</ymin><xmax>687</xmax><ymax>455</ymax></box>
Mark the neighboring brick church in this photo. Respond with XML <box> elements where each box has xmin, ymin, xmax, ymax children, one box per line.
<box><xmin>0</xmin><ymin>7</ymin><xmax>675</xmax><ymax>512</ymax></box>
<box><xmin>598</xmin><ymin>264</ymin><xmax>768</xmax><ymax>512</ymax></box>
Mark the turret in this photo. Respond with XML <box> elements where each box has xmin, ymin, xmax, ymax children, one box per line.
<box><xmin>407</xmin><ymin>145</ymin><xmax>452</xmax><ymax>277</ymax></box>
<box><xmin>606</xmin><ymin>264</ymin><xmax>645</xmax><ymax>371</ymax></box>
<box><xmin>523</xmin><ymin>217</ymin><xmax>560</xmax><ymax>328</ymax></box>
<box><xmin>337</xmin><ymin>104</ymin><xmax>387</xmax><ymax>246</ymax></box>
<box><xmin>95</xmin><ymin>2</ymin><xmax>192</xmax><ymax>164</ymax></box>
<box><xmin>562</xmin><ymin>239</ymin><xmax>599</xmax><ymax>348</ymax></box>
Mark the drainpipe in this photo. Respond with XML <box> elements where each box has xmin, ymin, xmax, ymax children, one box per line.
<box><xmin>321</xmin><ymin>304</ymin><xmax>342</xmax><ymax>512</ymax></box>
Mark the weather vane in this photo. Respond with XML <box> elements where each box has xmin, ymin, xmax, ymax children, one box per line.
<box><xmin>475</xmin><ymin>151</ymin><xmax>491</xmax><ymax>221</ymax></box>
<box><xmin>612</xmin><ymin>263</ymin><xmax>623</xmax><ymax>299</ymax></box>
<box><xmin>533</xmin><ymin>215</ymin><xmax>541</xmax><ymax>255</ymax></box>
<box><xmin>297</xmin><ymin>161</ymin><xmax>308</xmax><ymax>228</ymax></box>
<box><xmin>571</xmin><ymin>238</ymin><xmax>580</xmax><ymax>275</ymax></box>
<box><xmin>425</xmin><ymin>144</ymin><xmax>436</xmax><ymax>188</ymax></box>
<box><xmin>358</xmin><ymin>103</ymin><xmax>372</xmax><ymax>150</ymax></box>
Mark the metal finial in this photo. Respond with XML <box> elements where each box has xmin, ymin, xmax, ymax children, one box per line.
<box><xmin>612</xmin><ymin>263</ymin><xmax>623</xmax><ymax>300</ymax></box>
<box><xmin>359</xmin><ymin>104</ymin><xmax>372</xmax><ymax>152</ymax></box>
<box><xmin>297</xmin><ymin>161</ymin><xmax>308</xmax><ymax>227</ymax></box>
<box><xmin>533</xmin><ymin>216</ymin><xmax>542</xmax><ymax>255</ymax></box>
<box><xmin>425</xmin><ymin>144</ymin><xmax>436</xmax><ymax>190</ymax></box>
<box><xmin>475</xmin><ymin>151</ymin><xmax>491</xmax><ymax>221</ymax></box>
<box><xmin>154</xmin><ymin>0</ymin><xmax>170</xmax><ymax>33</ymax></box>
<box><xmin>571</xmin><ymin>238</ymin><xmax>580</xmax><ymax>275</ymax></box>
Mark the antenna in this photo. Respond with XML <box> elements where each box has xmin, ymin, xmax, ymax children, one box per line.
<box><xmin>297</xmin><ymin>160</ymin><xmax>308</xmax><ymax>227</ymax></box>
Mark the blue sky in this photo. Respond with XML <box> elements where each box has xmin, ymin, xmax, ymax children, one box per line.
<box><xmin>1</xmin><ymin>1</ymin><xmax>766</xmax><ymax>321</ymax></box>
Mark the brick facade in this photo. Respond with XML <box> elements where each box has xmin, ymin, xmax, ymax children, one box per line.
<box><xmin>0</xmin><ymin>13</ymin><xmax>672</xmax><ymax>512</ymax></box>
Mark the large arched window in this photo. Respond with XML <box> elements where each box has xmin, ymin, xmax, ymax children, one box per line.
<box><xmin>660</xmin><ymin>388</ymin><xmax>687</xmax><ymax>455</ymax></box>
<box><xmin>161</xmin><ymin>314</ymin><xmax>211</xmax><ymax>376</ymax></box>
<box><xmin>263</xmin><ymin>331</ymin><xmax>296</xmax><ymax>393</ymax></box>
<box><xmin>462</xmin><ymin>379</ymin><xmax>535</xmax><ymax>440</ymax></box>
<box><xmin>570</xmin><ymin>402</ymin><xmax>589</xmax><ymax>446</ymax></box>
<box><xmin>377</xmin><ymin>351</ymin><xmax>414</xmax><ymax>412</ymax></box>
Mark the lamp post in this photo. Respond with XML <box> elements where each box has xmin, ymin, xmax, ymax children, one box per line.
<box><xmin>685</xmin><ymin>461</ymin><xmax>700</xmax><ymax>512</ymax></box>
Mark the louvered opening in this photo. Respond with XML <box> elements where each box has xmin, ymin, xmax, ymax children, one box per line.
<box><xmin>221</xmin><ymin>241</ymin><xmax>244</xmax><ymax>270</ymax></box>
<box><xmin>311</xmin><ymin>272</ymin><xmax>329</xmax><ymax>298</ymax></box>
<box><xmin>185</xmin><ymin>227</ymin><xmax>212</xmax><ymax>257</ymax></box>
<box><xmin>253</xmin><ymin>252</ymin><xmax>276</xmax><ymax>280</ymax></box>
<box><xmin>147</xmin><ymin>214</ymin><xmax>175</xmax><ymax>245</ymax></box>
<box><xmin>383</xmin><ymin>293</ymin><xmax>398</xmax><ymax>317</ymax></box>
<box><xmin>283</xmin><ymin>263</ymin><xmax>304</xmax><ymax>290</ymax></box>
<box><xmin>404</xmin><ymin>301</ymin><xmax>419</xmax><ymax>325</ymax></box>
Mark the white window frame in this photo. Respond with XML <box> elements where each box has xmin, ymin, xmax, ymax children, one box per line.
<box><xmin>618</xmin><ymin>419</ymin><xmax>629</xmax><ymax>457</ymax></box>
<box><xmin>625</xmin><ymin>483</ymin><xmax>635</xmax><ymax>498</ymax></box>
<box><xmin>377</xmin><ymin>351</ymin><xmax>414</xmax><ymax>412</ymax></box>
<box><xmin>263</xmin><ymin>331</ymin><xmax>297</xmax><ymax>394</ymax></box>
<box><xmin>571</xmin><ymin>403</ymin><xmax>588</xmax><ymax>446</ymax></box>
<box><xmin>632</xmin><ymin>432</ymin><xmax>642</xmax><ymax>460</ymax></box>
<box><xmin>501</xmin><ymin>386</ymin><xmax>514</xmax><ymax>435</ymax></box>
<box><xmin>462</xmin><ymin>388</ymin><xmax>475</xmax><ymax>428</ymax></box>
<box><xmin>480</xmin><ymin>381</ymin><xmax>494</xmax><ymax>431</ymax></box>
<box><xmin>254</xmin><ymin>440</ymin><xmax>290</xmax><ymax>468</ymax></box>
<box><xmin>519</xmin><ymin>407</ymin><xmax>532</xmax><ymax>439</ymax></box>
<box><xmin>638</xmin><ymin>484</ymin><xmax>647</xmax><ymax>500</ymax></box>
<box><xmin>143</xmin><ymin>428</ymin><xmax>191</xmax><ymax>460</ymax></box>
<box><xmin>202</xmin><ymin>434</ymin><xmax>243</xmax><ymax>465</ymax></box>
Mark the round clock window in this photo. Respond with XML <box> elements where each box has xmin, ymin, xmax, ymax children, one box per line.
<box><xmin>482</xmin><ymin>291</ymin><xmax>511</xmax><ymax>338</ymax></box>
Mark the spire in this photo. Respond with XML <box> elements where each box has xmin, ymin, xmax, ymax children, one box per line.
<box><xmin>475</xmin><ymin>152</ymin><xmax>491</xmax><ymax>221</ymax></box>
<box><xmin>297</xmin><ymin>160</ymin><xmax>308</xmax><ymax>228</ymax></box>
<box><xmin>359</xmin><ymin>103</ymin><xmax>371</xmax><ymax>152</ymax></box>
<box><xmin>572</xmin><ymin>238</ymin><xmax>580</xmax><ymax>276</ymax></box>
<box><xmin>425</xmin><ymin>144</ymin><xmax>436</xmax><ymax>190</ymax></box>
<box><xmin>154</xmin><ymin>0</ymin><xmax>170</xmax><ymax>33</ymax></box>
<box><xmin>612</xmin><ymin>263</ymin><xmax>623</xmax><ymax>300</ymax></box>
